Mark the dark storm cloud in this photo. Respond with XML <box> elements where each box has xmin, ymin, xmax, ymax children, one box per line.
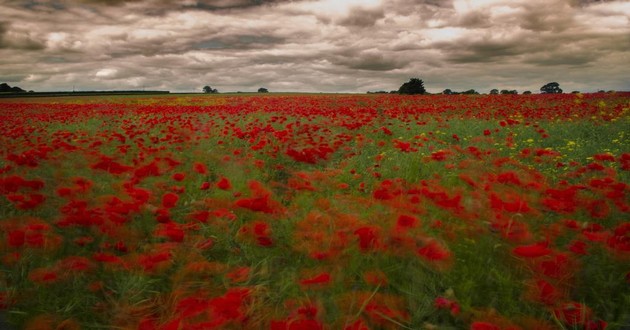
<box><xmin>0</xmin><ymin>20</ymin><xmax>46</xmax><ymax>50</ymax></box>
<box><xmin>384</xmin><ymin>0</ymin><xmax>454</xmax><ymax>24</ymax></box>
<box><xmin>518</xmin><ymin>2</ymin><xmax>576</xmax><ymax>32</ymax></box>
<box><xmin>332</xmin><ymin>51</ymin><xmax>406</xmax><ymax>71</ymax></box>
<box><xmin>191</xmin><ymin>0</ymin><xmax>307</xmax><ymax>11</ymax></box>
<box><xmin>22</xmin><ymin>0</ymin><xmax>299</xmax><ymax>9</ymax></box>
<box><xmin>570</xmin><ymin>0</ymin><xmax>616</xmax><ymax>6</ymax></box>
<box><xmin>194</xmin><ymin>35</ymin><xmax>284</xmax><ymax>50</ymax></box>
<box><xmin>1</xmin><ymin>0</ymin><xmax>629</xmax><ymax>93</ymax></box>
<box><xmin>438</xmin><ymin>39</ymin><xmax>524</xmax><ymax>64</ymax></box>
<box><xmin>0</xmin><ymin>21</ymin><xmax>7</xmax><ymax>43</ymax></box>
<box><xmin>456</xmin><ymin>10</ymin><xmax>493</xmax><ymax>28</ymax></box>
<box><xmin>337</xmin><ymin>6</ymin><xmax>384</xmax><ymax>27</ymax></box>
<box><xmin>524</xmin><ymin>52</ymin><xmax>599</xmax><ymax>66</ymax></box>
<box><xmin>1</xmin><ymin>74</ymin><xmax>28</xmax><ymax>82</ymax></box>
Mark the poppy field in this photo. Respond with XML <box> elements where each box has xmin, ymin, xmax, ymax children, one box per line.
<box><xmin>0</xmin><ymin>92</ymin><xmax>629</xmax><ymax>329</ymax></box>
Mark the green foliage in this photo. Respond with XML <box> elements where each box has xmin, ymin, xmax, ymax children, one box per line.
<box><xmin>398</xmin><ymin>78</ymin><xmax>426</xmax><ymax>95</ymax></box>
<box><xmin>203</xmin><ymin>85</ymin><xmax>218</xmax><ymax>94</ymax></box>
<box><xmin>540</xmin><ymin>82</ymin><xmax>563</xmax><ymax>94</ymax></box>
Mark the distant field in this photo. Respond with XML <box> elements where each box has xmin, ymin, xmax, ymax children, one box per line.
<box><xmin>0</xmin><ymin>91</ymin><xmax>171</xmax><ymax>98</ymax></box>
<box><xmin>0</xmin><ymin>93</ymin><xmax>628</xmax><ymax>329</ymax></box>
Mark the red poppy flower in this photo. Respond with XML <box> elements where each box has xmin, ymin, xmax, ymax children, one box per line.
<box><xmin>513</xmin><ymin>242</ymin><xmax>552</xmax><ymax>258</ymax></box>
<box><xmin>172</xmin><ymin>172</ymin><xmax>185</xmax><ymax>181</ymax></box>
<box><xmin>471</xmin><ymin>321</ymin><xmax>501</xmax><ymax>330</ymax></box>
<box><xmin>397</xmin><ymin>214</ymin><xmax>419</xmax><ymax>228</ymax></box>
<box><xmin>300</xmin><ymin>272</ymin><xmax>331</xmax><ymax>285</ymax></box>
<box><xmin>217</xmin><ymin>177</ymin><xmax>231</xmax><ymax>190</ymax></box>
<box><xmin>162</xmin><ymin>192</ymin><xmax>179</xmax><ymax>209</ymax></box>
<box><xmin>553</xmin><ymin>302</ymin><xmax>593</xmax><ymax>326</ymax></box>
<box><xmin>193</xmin><ymin>162</ymin><xmax>208</xmax><ymax>174</ymax></box>
<box><xmin>28</xmin><ymin>268</ymin><xmax>58</xmax><ymax>284</ymax></box>
<box><xmin>354</xmin><ymin>226</ymin><xmax>380</xmax><ymax>252</ymax></box>
<box><xmin>417</xmin><ymin>240</ymin><xmax>451</xmax><ymax>261</ymax></box>
<box><xmin>7</xmin><ymin>230</ymin><xmax>25</xmax><ymax>248</ymax></box>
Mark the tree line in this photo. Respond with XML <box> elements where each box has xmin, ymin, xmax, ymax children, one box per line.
<box><xmin>384</xmin><ymin>79</ymin><xmax>567</xmax><ymax>95</ymax></box>
<box><xmin>202</xmin><ymin>86</ymin><xmax>269</xmax><ymax>94</ymax></box>
<box><xmin>0</xmin><ymin>83</ymin><xmax>32</xmax><ymax>93</ymax></box>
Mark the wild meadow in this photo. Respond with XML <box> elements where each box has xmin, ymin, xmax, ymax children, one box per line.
<box><xmin>0</xmin><ymin>92</ymin><xmax>628</xmax><ymax>329</ymax></box>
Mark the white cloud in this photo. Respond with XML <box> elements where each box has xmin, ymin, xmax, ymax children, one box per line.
<box><xmin>95</xmin><ymin>68</ymin><xmax>118</xmax><ymax>78</ymax></box>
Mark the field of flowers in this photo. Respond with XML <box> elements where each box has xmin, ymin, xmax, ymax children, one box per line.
<box><xmin>0</xmin><ymin>92</ymin><xmax>628</xmax><ymax>329</ymax></box>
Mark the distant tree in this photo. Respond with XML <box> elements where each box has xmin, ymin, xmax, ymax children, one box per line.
<box><xmin>490</xmin><ymin>89</ymin><xmax>499</xmax><ymax>95</ymax></box>
<box><xmin>203</xmin><ymin>85</ymin><xmax>218</xmax><ymax>94</ymax></box>
<box><xmin>461</xmin><ymin>89</ymin><xmax>478</xmax><ymax>95</ymax></box>
<box><xmin>500</xmin><ymin>89</ymin><xmax>518</xmax><ymax>95</ymax></box>
<box><xmin>0</xmin><ymin>83</ymin><xmax>26</xmax><ymax>93</ymax></box>
<box><xmin>398</xmin><ymin>78</ymin><xmax>426</xmax><ymax>95</ymax></box>
<box><xmin>258</xmin><ymin>87</ymin><xmax>269</xmax><ymax>93</ymax></box>
<box><xmin>523</xmin><ymin>91</ymin><xmax>532</xmax><ymax>95</ymax></box>
<box><xmin>571</xmin><ymin>91</ymin><xmax>581</xmax><ymax>94</ymax></box>
<box><xmin>442</xmin><ymin>89</ymin><xmax>453</xmax><ymax>95</ymax></box>
<box><xmin>540</xmin><ymin>82</ymin><xmax>562</xmax><ymax>94</ymax></box>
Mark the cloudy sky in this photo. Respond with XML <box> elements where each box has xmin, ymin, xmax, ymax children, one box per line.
<box><xmin>1</xmin><ymin>0</ymin><xmax>629</xmax><ymax>93</ymax></box>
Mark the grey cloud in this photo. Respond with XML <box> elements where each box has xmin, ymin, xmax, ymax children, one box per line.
<box><xmin>0</xmin><ymin>74</ymin><xmax>28</xmax><ymax>82</ymax></box>
<box><xmin>337</xmin><ymin>6</ymin><xmax>385</xmax><ymax>27</ymax></box>
<box><xmin>0</xmin><ymin>21</ymin><xmax>6</xmax><ymax>42</ymax></box>
<box><xmin>0</xmin><ymin>21</ymin><xmax>46</xmax><ymax>50</ymax></box>
<box><xmin>42</xmin><ymin>56</ymin><xmax>74</xmax><ymax>63</ymax></box>
<box><xmin>518</xmin><ymin>2</ymin><xmax>576</xmax><ymax>32</ymax></box>
<box><xmin>78</xmin><ymin>0</ymin><xmax>141</xmax><ymax>5</ymax></box>
<box><xmin>192</xmin><ymin>0</ymin><xmax>309</xmax><ymax>11</ymax></box>
<box><xmin>385</xmin><ymin>0</ymin><xmax>454</xmax><ymax>21</ymax></box>
<box><xmin>73</xmin><ymin>0</ymin><xmax>308</xmax><ymax>12</ymax></box>
<box><xmin>440</xmin><ymin>17</ymin><xmax>630</xmax><ymax>65</ymax></box>
<box><xmin>523</xmin><ymin>32</ymin><xmax>630</xmax><ymax>66</ymax></box>
<box><xmin>524</xmin><ymin>52</ymin><xmax>599</xmax><ymax>66</ymax></box>
<box><xmin>2</xmin><ymin>0</ymin><xmax>313</xmax><ymax>19</ymax></box>
<box><xmin>569</xmin><ymin>0</ymin><xmax>617</xmax><ymax>6</ymax></box>
<box><xmin>439</xmin><ymin>39</ymin><xmax>524</xmax><ymax>64</ymax></box>
<box><xmin>456</xmin><ymin>10</ymin><xmax>493</xmax><ymax>29</ymax></box>
<box><xmin>334</xmin><ymin>51</ymin><xmax>406</xmax><ymax>71</ymax></box>
<box><xmin>194</xmin><ymin>35</ymin><xmax>284</xmax><ymax>50</ymax></box>
<box><xmin>246</xmin><ymin>48</ymin><xmax>327</xmax><ymax>67</ymax></box>
<box><xmin>55</xmin><ymin>0</ymin><xmax>286</xmax><ymax>7</ymax></box>
<box><xmin>434</xmin><ymin>0</ymin><xmax>630</xmax><ymax>67</ymax></box>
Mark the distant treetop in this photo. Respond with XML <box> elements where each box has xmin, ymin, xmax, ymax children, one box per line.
<box><xmin>0</xmin><ymin>83</ymin><xmax>26</xmax><ymax>93</ymax></box>
<box><xmin>540</xmin><ymin>82</ymin><xmax>563</xmax><ymax>94</ymax></box>
<box><xmin>398</xmin><ymin>78</ymin><xmax>426</xmax><ymax>95</ymax></box>
<box><xmin>203</xmin><ymin>85</ymin><xmax>218</xmax><ymax>94</ymax></box>
<box><xmin>258</xmin><ymin>87</ymin><xmax>269</xmax><ymax>93</ymax></box>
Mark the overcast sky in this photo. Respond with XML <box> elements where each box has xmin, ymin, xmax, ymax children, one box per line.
<box><xmin>1</xmin><ymin>0</ymin><xmax>629</xmax><ymax>93</ymax></box>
